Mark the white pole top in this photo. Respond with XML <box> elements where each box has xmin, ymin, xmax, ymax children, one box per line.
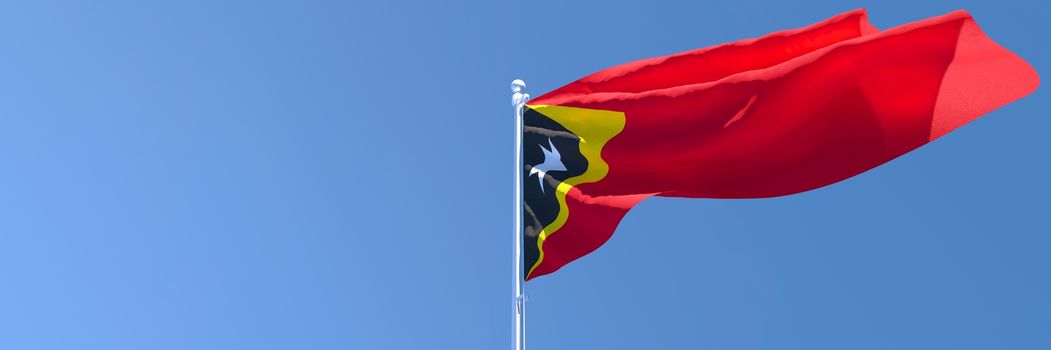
<box><xmin>511</xmin><ymin>79</ymin><xmax>526</xmax><ymax>93</ymax></box>
<box><xmin>512</xmin><ymin>79</ymin><xmax>529</xmax><ymax>108</ymax></box>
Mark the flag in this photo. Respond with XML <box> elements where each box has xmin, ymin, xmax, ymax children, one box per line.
<box><xmin>522</xmin><ymin>9</ymin><xmax>1038</xmax><ymax>280</ymax></box>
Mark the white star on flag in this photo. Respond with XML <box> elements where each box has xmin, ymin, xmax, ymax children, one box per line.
<box><xmin>529</xmin><ymin>138</ymin><xmax>567</xmax><ymax>193</ymax></box>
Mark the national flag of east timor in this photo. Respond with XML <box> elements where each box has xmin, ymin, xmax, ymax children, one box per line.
<box><xmin>522</xmin><ymin>9</ymin><xmax>1038</xmax><ymax>281</ymax></box>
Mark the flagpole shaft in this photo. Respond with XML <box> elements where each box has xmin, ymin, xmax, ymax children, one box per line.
<box><xmin>512</xmin><ymin>79</ymin><xmax>529</xmax><ymax>350</ymax></box>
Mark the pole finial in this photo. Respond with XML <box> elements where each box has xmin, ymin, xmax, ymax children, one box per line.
<box><xmin>512</xmin><ymin>79</ymin><xmax>530</xmax><ymax>108</ymax></box>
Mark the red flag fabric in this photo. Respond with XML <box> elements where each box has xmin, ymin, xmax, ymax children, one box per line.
<box><xmin>522</xmin><ymin>9</ymin><xmax>1038</xmax><ymax>280</ymax></box>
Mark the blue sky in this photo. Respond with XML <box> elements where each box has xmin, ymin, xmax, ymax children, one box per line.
<box><xmin>0</xmin><ymin>0</ymin><xmax>1047</xmax><ymax>349</ymax></box>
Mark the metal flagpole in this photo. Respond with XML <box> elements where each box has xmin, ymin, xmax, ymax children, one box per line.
<box><xmin>511</xmin><ymin>79</ymin><xmax>529</xmax><ymax>350</ymax></box>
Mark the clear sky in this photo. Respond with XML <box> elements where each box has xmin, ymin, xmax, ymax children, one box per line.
<box><xmin>0</xmin><ymin>1</ymin><xmax>1047</xmax><ymax>349</ymax></box>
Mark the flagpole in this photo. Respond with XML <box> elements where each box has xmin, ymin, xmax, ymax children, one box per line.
<box><xmin>511</xmin><ymin>79</ymin><xmax>529</xmax><ymax>350</ymax></box>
